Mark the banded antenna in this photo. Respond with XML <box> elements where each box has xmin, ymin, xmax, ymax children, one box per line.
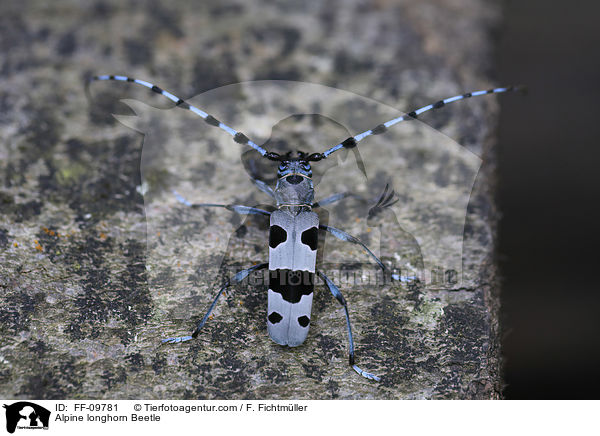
<box><xmin>88</xmin><ymin>75</ymin><xmax>524</xmax><ymax>162</ymax></box>
<box><xmin>307</xmin><ymin>85</ymin><xmax>526</xmax><ymax>161</ymax></box>
<box><xmin>88</xmin><ymin>75</ymin><xmax>280</xmax><ymax>160</ymax></box>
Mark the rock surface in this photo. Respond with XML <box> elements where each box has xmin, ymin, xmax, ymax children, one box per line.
<box><xmin>0</xmin><ymin>0</ymin><xmax>504</xmax><ymax>399</ymax></box>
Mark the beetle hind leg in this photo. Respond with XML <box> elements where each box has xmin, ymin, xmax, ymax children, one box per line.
<box><xmin>317</xmin><ymin>271</ymin><xmax>381</xmax><ymax>382</ymax></box>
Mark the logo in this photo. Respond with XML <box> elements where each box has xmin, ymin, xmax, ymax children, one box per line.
<box><xmin>3</xmin><ymin>402</ymin><xmax>50</xmax><ymax>434</ymax></box>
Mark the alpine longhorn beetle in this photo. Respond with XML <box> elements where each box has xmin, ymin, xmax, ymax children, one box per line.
<box><xmin>89</xmin><ymin>75</ymin><xmax>522</xmax><ymax>381</ymax></box>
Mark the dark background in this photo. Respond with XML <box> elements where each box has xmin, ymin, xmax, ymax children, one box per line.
<box><xmin>497</xmin><ymin>0</ymin><xmax>600</xmax><ymax>399</ymax></box>
<box><xmin>1</xmin><ymin>0</ymin><xmax>595</xmax><ymax>400</ymax></box>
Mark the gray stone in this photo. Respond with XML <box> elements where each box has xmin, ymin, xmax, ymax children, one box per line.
<box><xmin>0</xmin><ymin>0</ymin><xmax>504</xmax><ymax>399</ymax></box>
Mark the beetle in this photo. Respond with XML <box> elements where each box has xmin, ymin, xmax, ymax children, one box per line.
<box><xmin>89</xmin><ymin>75</ymin><xmax>522</xmax><ymax>380</ymax></box>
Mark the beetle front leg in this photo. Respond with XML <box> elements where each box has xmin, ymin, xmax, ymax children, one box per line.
<box><xmin>173</xmin><ymin>190</ymin><xmax>271</xmax><ymax>216</ymax></box>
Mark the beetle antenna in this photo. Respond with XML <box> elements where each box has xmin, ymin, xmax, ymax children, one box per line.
<box><xmin>317</xmin><ymin>85</ymin><xmax>526</xmax><ymax>159</ymax></box>
<box><xmin>88</xmin><ymin>75</ymin><xmax>283</xmax><ymax>160</ymax></box>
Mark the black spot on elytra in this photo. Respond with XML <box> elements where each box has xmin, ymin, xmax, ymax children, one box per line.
<box><xmin>269</xmin><ymin>269</ymin><xmax>314</xmax><ymax>304</ymax></box>
<box><xmin>301</xmin><ymin>227</ymin><xmax>318</xmax><ymax>251</ymax></box>
<box><xmin>268</xmin><ymin>311</ymin><xmax>283</xmax><ymax>324</ymax></box>
<box><xmin>269</xmin><ymin>225</ymin><xmax>287</xmax><ymax>248</ymax></box>
<box><xmin>298</xmin><ymin>315</ymin><xmax>310</xmax><ymax>327</ymax></box>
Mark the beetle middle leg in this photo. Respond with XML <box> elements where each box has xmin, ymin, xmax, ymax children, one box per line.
<box><xmin>312</xmin><ymin>192</ymin><xmax>356</xmax><ymax>209</ymax></box>
<box><xmin>319</xmin><ymin>224</ymin><xmax>416</xmax><ymax>283</ymax></box>
<box><xmin>317</xmin><ymin>271</ymin><xmax>380</xmax><ymax>381</ymax></box>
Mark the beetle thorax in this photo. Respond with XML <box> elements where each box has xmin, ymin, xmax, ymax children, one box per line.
<box><xmin>274</xmin><ymin>160</ymin><xmax>314</xmax><ymax>207</ymax></box>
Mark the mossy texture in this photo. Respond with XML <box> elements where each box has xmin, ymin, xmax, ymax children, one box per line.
<box><xmin>0</xmin><ymin>0</ymin><xmax>503</xmax><ymax>399</ymax></box>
